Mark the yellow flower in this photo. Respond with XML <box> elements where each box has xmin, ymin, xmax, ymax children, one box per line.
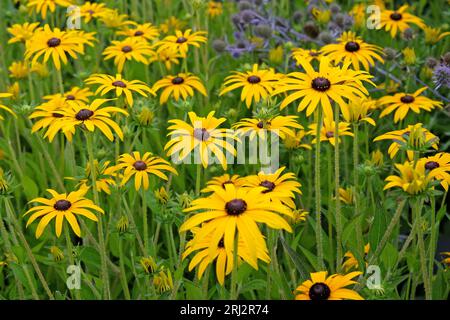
<box><xmin>138</xmin><ymin>107</ymin><xmax>155</xmax><ymax>126</ymax></box>
<box><xmin>384</xmin><ymin>161</ymin><xmax>430</xmax><ymax>195</ymax></box>
<box><xmin>233</xmin><ymin>115</ymin><xmax>303</xmax><ymax>141</ymax></box>
<box><xmin>155</xmin><ymin>29</ymin><xmax>207</xmax><ymax>57</ymax></box>
<box><xmin>220</xmin><ymin>64</ymin><xmax>281</xmax><ymax>108</ymax></box>
<box><xmin>164</xmin><ymin>111</ymin><xmax>236</xmax><ymax>169</ymax></box>
<box><xmin>291</xmin><ymin>48</ymin><xmax>322</xmax><ymax>65</ymax></box>
<box><xmin>99</xmin><ymin>9</ymin><xmax>134</xmax><ymax>29</ymax></box>
<box><xmin>116</xmin><ymin>215</ymin><xmax>129</xmax><ymax>233</ymax></box>
<box><xmin>201</xmin><ymin>174</ymin><xmax>244</xmax><ymax>193</ymax></box>
<box><xmin>320</xmin><ymin>31</ymin><xmax>384</xmax><ymax>71</ymax></box>
<box><xmin>30</xmin><ymin>61</ymin><xmax>49</xmax><ymax>77</ymax></box>
<box><xmin>117</xmin><ymin>151</ymin><xmax>177</xmax><ymax>190</ymax></box>
<box><xmin>44</xmin><ymin>86</ymin><xmax>93</xmax><ymax>104</ymax></box>
<box><xmin>338</xmin><ymin>187</ymin><xmax>354</xmax><ymax>205</ymax></box>
<box><xmin>294</xmin><ymin>271</ymin><xmax>364</xmax><ymax>300</ymax></box>
<box><xmin>155</xmin><ymin>187</ymin><xmax>169</xmax><ymax>205</ymax></box>
<box><xmin>159</xmin><ymin>16</ymin><xmax>186</xmax><ymax>34</ymax></box>
<box><xmin>77</xmin><ymin>160</ymin><xmax>120</xmax><ymax>195</ymax></box>
<box><xmin>378</xmin><ymin>87</ymin><xmax>443</xmax><ymax>123</ymax></box>
<box><xmin>7</xmin><ymin>22</ymin><xmax>41</xmax><ymax>44</ymax></box>
<box><xmin>342</xmin><ymin>244</ymin><xmax>370</xmax><ymax>271</ymax></box>
<box><xmin>442</xmin><ymin>252</ymin><xmax>450</xmax><ymax>266</ymax></box>
<box><xmin>50</xmin><ymin>246</ymin><xmax>64</xmax><ymax>262</ymax></box>
<box><xmin>377</xmin><ymin>80</ymin><xmax>400</xmax><ymax>94</ymax></box>
<box><xmin>27</xmin><ymin>0</ymin><xmax>72</xmax><ymax>19</ymax></box>
<box><xmin>273</xmin><ymin>57</ymin><xmax>374</xmax><ymax>121</ymax></box>
<box><xmin>350</xmin><ymin>4</ymin><xmax>366</xmax><ymax>29</ymax></box>
<box><xmin>153</xmin><ymin>268</ymin><xmax>173</xmax><ymax>293</ymax></box>
<box><xmin>8</xmin><ymin>61</ymin><xmax>29</xmax><ymax>79</ymax></box>
<box><xmin>85</xmin><ymin>73</ymin><xmax>155</xmax><ymax>107</ymax></box>
<box><xmin>370</xmin><ymin>149</ymin><xmax>384</xmax><ymax>167</ymax></box>
<box><xmin>402</xmin><ymin>47</ymin><xmax>416</xmax><ymax>65</ymax></box>
<box><xmin>208</xmin><ymin>1</ymin><xmax>223</xmax><ymax>18</ymax></box>
<box><xmin>269</xmin><ymin>46</ymin><xmax>284</xmax><ymax>64</ymax></box>
<box><xmin>7</xmin><ymin>82</ymin><xmax>20</xmax><ymax>100</ymax></box>
<box><xmin>291</xmin><ymin>209</ymin><xmax>309</xmax><ymax>224</ymax></box>
<box><xmin>140</xmin><ymin>256</ymin><xmax>157</xmax><ymax>274</ymax></box>
<box><xmin>341</xmin><ymin>97</ymin><xmax>376</xmax><ymax>126</ymax></box>
<box><xmin>153</xmin><ymin>73</ymin><xmax>207</xmax><ymax>104</ymax></box>
<box><xmin>308</xmin><ymin>117</ymin><xmax>354</xmax><ymax>147</ymax></box>
<box><xmin>376</xmin><ymin>5</ymin><xmax>425</xmax><ymax>38</ymax></box>
<box><xmin>311</xmin><ymin>8</ymin><xmax>331</xmax><ymax>24</ymax></box>
<box><xmin>148</xmin><ymin>48</ymin><xmax>183</xmax><ymax>71</ymax></box>
<box><xmin>103</xmin><ymin>38</ymin><xmax>154</xmax><ymax>73</ymax></box>
<box><xmin>283</xmin><ymin>129</ymin><xmax>311</xmax><ymax>150</ymax></box>
<box><xmin>116</xmin><ymin>23</ymin><xmax>160</xmax><ymax>42</ymax></box>
<box><xmin>423</xmin><ymin>26</ymin><xmax>450</xmax><ymax>45</ymax></box>
<box><xmin>416</xmin><ymin>153</ymin><xmax>450</xmax><ymax>191</ymax></box>
<box><xmin>73</xmin><ymin>1</ymin><xmax>108</xmax><ymax>24</ymax></box>
<box><xmin>24</xmin><ymin>187</ymin><xmax>103</xmax><ymax>238</ymax></box>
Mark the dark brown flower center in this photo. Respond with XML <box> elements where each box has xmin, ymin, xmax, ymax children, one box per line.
<box><xmin>75</xmin><ymin>109</ymin><xmax>94</xmax><ymax>121</ymax></box>
<box><xmin>47</xmin><ymin>37</ymin><xmax>61</xmax><ymax>47</ymax></box>
<box><xmin>66</xmin><ymin>94</ymin><xmax>76</xmax><ymax>100</ymax></box>
<box><xmin>309</xmin><ymin>282</ymin><xmax>331</xmax><ymax>300</ymax></box>
<box><xmin>400</xmin><ymin>95</ymin><xmax>415</xmax><ymax>103</ymax></box>
<box><xmin>112</xmin><ymin>80</ymin><xmax>127</xmax><ymax>88</ymax></box>
<box><xmin>193</xmin><ymin>128</ymin><xmax>210</xmax><ymax>141</ymax></box>
<box><xmin>218</xmin><ymin>238</ymin><xmax>225</xmax><ymax>248</ymax></box>
<box><xmin>133</xmin><ymin>160</ymin><xmax>147</xmax><ymax>171</ymax></box>
<box><xmin>247</xmin><ymin>75</ymin><xmax>261</xmax><ymax>84</ymax></box>
<box><xmin>257</xmin><ymin>121</ymin><xmax>264</xmax><ymax>129</ymax></box>
<box><xmin>122</xmin><ymin>45</ymin><xmax>133</xmax><ymax>53</ymax></box>
<box><xmin>52</xmin><ymin>112</ymin><xmax>64</xmax><ymax>118</ymax></box>
<box><xmin>87</xmin><ymin>10</ymin><xmax>94</xmax><ymax>15</ymax></box>
<box><xmin>390</xmin><ymin>12</ymin><xmax>402</xmax><ymax>21</ymax></box>
<box><xmin>260</xmin><ymin>180</ymin><xmax>275</xmax><ymax>193</ymax></box>
<box><xmin>425</xmin><ymin>161</ymin><xmax>439</xmax><ymax>170</ymax></box>
<box><xmin>171</xmin><ymin>77</ymin><xmax>185</xmax><ymax>85</ymax></box>
<box><xmin>326</xmin><ymin>131</ymin><xmax>334</xmax><ymax>138</ymax></box>
<box><xmin>312</xmin><ymin>77</ymin><xmax>331</xmax><ymax>92</ymax></box>
<box><xmin>134</xmin><ymin>30</ymin><xmax>144</xmax><ymax>36</ymax></box>
<box><xmin>225</xmin><ymin>199</ymin><xmax>247</xmax><ymax>216</ymax></box>
<box><xmin>345</xmin><ymin>41</ymin><xmax>360</xmax><ymax>52</ymax></box>
<box><xmin>309</xmin><ymin>51</ymin><xmax>319</xmax><ymax>57</ymax></box>
<box><xmin>176</xmin><ymin>37</ymin><xmax>188</xmax><ymax>43</ymax></box>
<box><xmin>54</xmin><ymin>199</ymin><xmax>71</xmax><ymax>211</ymax></box>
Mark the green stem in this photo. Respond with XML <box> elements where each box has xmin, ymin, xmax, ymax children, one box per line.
<box><xmin>334</xmin><ymin>104</ymin><xmax>343</xmax><ymax>270</ymax></box>
<box><xmin>142</xmin><ymin>188</ymin><xmax>149</xmax><ymax>254</ymax></box>
<box><xmin>229</xmin><ymin>234</ymin><xmax>239</xmax><ymax>299</ymax></box>
<box><xmin>415</xmin><ymin>198</ymin><xmax>431</xmax><ymax>299</ymax></box>
<box><xmin>353</xmin><ymin>124</ymin><xmax>364</xmax><ymax>258</ymax></box>
<box><xmin>314</xmin><ymin>108</ymin><xmax>324</xmax><ymax>269</ymax></box>
<box><xmin>118</xmin><ymin>238</ymin><xmax>131</xmax><ymax>300</ymax></box>
<box><xmin>195</xmin><ymin>164</ymin><xmax>202</xmax><ymax>195</ymax></box>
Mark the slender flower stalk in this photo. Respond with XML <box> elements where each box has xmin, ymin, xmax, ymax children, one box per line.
<box><xmin>334</xmin><ymin>104</ymin><xmax>343</xmax><ymax>270</ymax></box>
<box><xmin>315</xmin><ymin>108</ymin><xmax>324</xmax><ymax>269</ymax></box>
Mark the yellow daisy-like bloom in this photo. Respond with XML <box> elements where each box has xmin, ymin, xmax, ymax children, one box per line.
<box><xmin>103</xmin><ymin>38</ymin><xmax>153</xmax><ymax>73</ymax></box>
<box><xmin>341</xmin><ymin>97</ymin><xmax>376</xmax><ymax>126</ymax></box>
<box><xmin>378</xmin><ymin>87</ymin><xmax>443</xmax><ymax>123</ymax></box>
<box><xmin>308</xmin><ymin>117</ymin><xmax>354</xmax><ymax>147</ymax></box>
<box><xmin>283</xmin><ymin>129</ymin><xmax>311</xmax><ymax>150</ymax></box>
<box><xmin>442</xmin><ymin>252</ymin><xmax>450</xmax><ymax>265</ymax></box>
<box><xmin>320</xmin><ymin>31</ymin><xmax>384</xmax><ymax>71</ymax></box>
<box><xmin>165</xmin><ymin>111</ymin><xmax>236</xmax><ymax>169</ymax></box>
<box><xmin>384</xmin><ymin>161</ymin><xmax>431</xmax><ymax>195</ymax></box>
<box><xmin>117</xmin><ymin>23</ymin><xmax>159</xmax><ymax>42</ymax></box>
<box><xmin>273</xmin><ymin>57</ymin><xmax>374</xmax><ymax>121</ymax></box>
<box><xmin>155</xmin><ymin>29</ymin><xmax>207</xmax><ymax>57</ymax></box>
<box><xmin>295</xmin><ymin>271</ymin><xmax>363</xmax><ymax>300</ymax></box>
<box><xmin>208</xmin><ymin>1</ymin><xmax>223</xmax><ymax>18</ymax></box>
<box><xmin>242</xmin><ymin>166</ymin><xmax>301</xmax><ymax>210</ymax></box>
<box><xmin>342</xmin><ymin>244</ymin><xmax>370</xmax><ymax>272</ymax></box>
<box><xmin>338</xmin><ymin>187</ymin><xmax>354</xmax><ymax>205</ymax></box>
<box><xmin>153</xmin><ymin>268</ymin><xmax>173</xmax><ymax>293</ymax></box>
<box><xmin>148</xmin><ymin>48</ymin><xmax>182</xmax><ymax>71</ymax></box>
<box><xmin>7</xmin><ymin>22</ymin><xmax>41</xmax><ymax>44</ymax></box>
<box><xmin>24</xmin><ymin>187</ymin><xmax>103</xmax><ymax>238</ymax></box>
<box><xmin>117</xmin><ymin>151</ymin><xmax>177</xmax><ymax>190</ymax></box>
<box><xmin>27</xmin><ymin>0</ymin><xmax>72</xmax><ymax>19</ymax></box>
<box><xmin>423</xmin><ymin>26</ymin><xmax>450</xmax><ymax>45</ymax></box>
<box><xmin>350</xmin><ymin>4</ymin><xmax>366</xmax><ymax>29</ymax></box>
<box><xmin>29</xmin><ymin>95</ymin><xmax>75</xmax><ymax>141</ymax></box>
<box><xmin>85</xmin><ymin>73</ymin><xmax>155</xmax><ymax>107</ymax></box>
<box><xmin>50</xmin><ymin>246</ymin><xmax>64</xmax><ymax>262</ymax></box>
<box><xmin>376</xmin><ymin>5</ymin><xmax>425</xmax><ymax>38</ymax></box>
<box><xmin>7</xmin><ymin>82</ymin><xmax>20</xmax><ymax>100</ymax></box>
<box><xmin>25</xmin><ymin>25</ymin><xmax>94</xmax><ymax>70</ymax></box>
<box><xmin>220</xmin><ymin>64</ymin><xmax>281</xmax><ymax>108</ymax></box>
<box><xmin>374</xmin><ymin>124</ymin><xmax>439</xmax><ymax>160</ymax></box>
<box><xmin>73</xmin><ymin>1</ymin><xmax>108</xmax><ymax>24</ymax></box>
<box><xmin>48</xmin><ymin>99</ymin><xmax>128</xmax><ymax>142</ymax></box>
<box><xmin>77</xmin><ymin>160</ymin><xmax>120</xmax><ymax>195</ymax></box>
<box><xmin>140</xmin><ymin>256</ymin><xmax>157</xmax><ymax>274</ymax></box>
<box><xmin>0</xmin><ymin>93</ymin><xmax>16</xmax><ymax>121</ymax></box>
<box><xmin>152</xmin><ymin>73</ymin><xmax>207</xmax><ymax>104</ymax></box>
<box><xmin>8</xmin><ymin>61</ymin><xmax>29</xmax><ymax>79</ymax></box>
<box><xmin>99</xmin><ymin>8</ymin><xmax>134</xmax><ymax>29</ymax></box>
<box><xmin>417</xmin><ymin>153</ymin><xmax>450</xmax><ymax>191</ymax></box>
<box><xmin>201</xmin><ymin>174</ymin><xmax>244</xmax><ymax>193</ymax></box>
<box><xmin>183</xmin><ymin>227</ymin><xmax>270</xmax><ymax>285</ymax></box>
<box><xmin>180</xmin><ymin>184</ymin><xmax>292</xmax><ymax>267</ymax></box>
<box><xmin>30</xmin><ymin>61</ymin><xmax>49</xmax><ymax>78</ymax></box>
<box><xmin>233</xmin><ymin>115</ymin><xmax>303</xmax><ymax>141</ymax></box>
<box><xmin>44</xmin><ymin>86</ymin><xmax>93</xmax><ymax>104</ymax></box>
<box><xmin>159</xmin><ymin>16</ymin><xmax>186</xmax><ymax>34</ymax></box>
<box><xmin>291</xmin><ymin>48</ymin><xmax>322</xmax><ymax>65</ymax></box>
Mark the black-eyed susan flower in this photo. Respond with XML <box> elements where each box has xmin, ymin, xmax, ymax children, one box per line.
<box><xmin>44</xmin><ymin>86</ymin><xmax>93</xmax><ymax>104</ymax></box>
<box><xmin>153</xmin><ymin>268</ymin><xmax>173</xmax><ymax>293</ymax></box>
<box><xmin>24</xmin><ymin>187</ymin><xmax>104</xmax><ymax>238</ymax></box>
<box><xmin>308</xmin><ymin>117</ymin><xmax>354</xmax><ymax>147</ymax></box>
<box><xmin>201</xmin><ymin>174</ymin><xmax>244</xmax><ymax>193</ymax></box>
<box><xmin>233</xmin><ymin>115</ymin><xmax>302</xmax><ymax>141</ymax></box>
<box><xmin>342</xmin><ymin>244</ymin><xmax>370</xmax><ymax>271</ymax></box>
<box><xmin>179</xmin><ymin>184</ymin><xmax>292</xmax><ymax>267</ymax></box>
<box><xmin>283</xmin><ymin>129</ymin><xmax>311</xmax><ymax>150</ymax></box>
<box><xmin>183</xmin><ymin>227</ymin><xmax>270</xmax><ymax>285</ymax></box>
<box><xmin>25</xmin><ymin>25</ymin><xmax>93</xmax><ymax>70</ymax></box>
<box><xmin>208</xmin><ymin>1</ymin><xmax>223</xmax><ymax>18</ymax></box>
<box><xmin>291</xmin><ymin>209</ymin><xmax>309</xmax><ymax>224</ymax></box>
<box><xmin>30</xmin><ymin>61</ymin><xmax>49</xmax><ymax>78</ymax></box>
<box><xmin>164</xmin><ymin>111</ymin><xmax>236</xmax><ymax>169</ymax></box>
<box><xmin>153</xmin><ymin>73</ymin><xmax>207</xmax><ymax>104</ymax></box>
<box><xmin>27</xmin><ymin>0</ymin><xmax>72</xmax><ymax>19</ymax></box>
<box><xmin>7</xmin><ymin>82</ymin><xmax>20</xmax><ymax>100</ymax></box>
<box><xmin>47</xmin><ymin>99</ymin><xmax>128</xmax><ymax>142</ymax></box>
<box><xmin>338</xmin><ymin>187</ymin><xmax>354</xmax><ymax>205</ymax></box>
<box><xmin>378</xmin><ymin>87</ymin><xmax>443</xmax><ymax>123</ymax></box>
<box><xmin>116</xmin><ymin>23</ymin><xmax>159</xmax><ymax>42</ymax></box>
<box><xmin>291</xmin><ymin>48</ymin><xmax>322</xmax><ymax>65</ymax></box>
<box><xmin>376</xmin><ymin>5</ymin><xmax>425</xmax><ymax>38</ymax></box>
<box><xmin>7</xmin><ymin>22</ymin><xmax>41</xmax><ymax>44</ymax></box>
<box><xmin>155</xmin><ymin>29</ymin><xmax>207</xmax><ymax>57</ymax></box>
<box><xmin>154</xmin><ymin>186</ymin><xmax>169</xmax><ymax>205</ymax></box>
<box><xmin>294</xmin><ymin>271</ymin><xmax>364</xmax><ymax>300</ymax></box>
<box><xmin>103</xmin><ymin>38</ymin><xmax>154</xmax><ymax>73</ymax></box>
<box><xmin>159</xmin><ymin>16</ymin><xmax>186</xmax><ymax>34</ymax></box>
<box><xmin>220</xmin><ymin>64</ymin><xmax>281</xmax><ymax>108</ymax></box>
<box><xmin>117</xmin><ymin>151</ymin><xmax>177</xmax><ymax>190</ymax></box>
<box><xmin>8</xmin><ymin>61</ymin><xmax>29</xmax><ymax>79</ymax></box>
<box><xmin>242</xmin><ymin>166</ymin><xmax>301</xmax><ymax>210</ymax></box>
<box><xmin>148</xmin><ymin>48</ymin><xmax>182</xmax><ymax>71</ymax></box>
<box><xmin>384</xmin><ymin>161</ymin><xmax>431</xmax><ymax>195</ymax></box>
<box><xmin>417</xmin><ymin>153</ymin><xmax>450</xmax><ymax>191</ymax></box>
<box><xmin>74</xmin><ymin>1</ymin><xmax>108</xmax><ymax>23</ymax></box>
<box><xmin>423</xmin><ymin>26</ymin><xmax>450</xmax><ymax>45</ymax></box>
<box><xmin>320</xmin><ymin>31</ymin><xmax>384</xmax><ymax>71</ymax></box>
<box><xmin>76</xmin><ymin>160</ymin><xmax>120</xmax><ymax>195</ymax></box>
<box><xmin>341</xmin><ymin>97</ymin><xmax>376</xmax><ymax>126</ymax></box>
<box><xmin>0</xmin><ymin>93</ymin><xmax>16</xmax><ymax>121</ymax></box>
<box><xmin>85</xmin><ymin>73</ymin><xmax>155</xmax><ymax>107</ymax></box>
<box><xmin>273</xmin><ymin>57</ymin><xmax>374</xmax><ymax>120</ymax></box>
<box><xmin>140</xmin><ymin>256</ymin><xmax>157</xmax><ymax>274</ymax></box>
<box><xmin>374</xmin><ymin>124</ymin><xmax>439</xmax><ymax>160</ymax></box>
<box><xmin>50</xmin><ymin>246</ymin><xmax>65</xmax><ymax>262</ymax></box>
<box><xmin>99</xmin><ymin>8</ymin><xmax>134</xmax><ymax>29</ymax></box>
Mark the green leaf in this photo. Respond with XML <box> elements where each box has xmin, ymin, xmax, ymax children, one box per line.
<box><xmin>368</xmin><ymin>210</ymin><xmax>388</xmax><ymax>253</ymax></box>
<box><xmin>380</xmin><ymin>242</ymin><xmax>398</xmax><ymax>269</ymax></box>
<box><xmin>279</xmin><ymin>235</ymin><xmax>309</xmax><ymax>279</ymax></box>
<box><xmin>79</xmin><ymin>246</ymin><xmax>101</xmax><ymax>271</ymax></box>
<box><xmin>22</xmin><ymin>175</ymin><xmax>39</xmax><ymax>200</ymax></box>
